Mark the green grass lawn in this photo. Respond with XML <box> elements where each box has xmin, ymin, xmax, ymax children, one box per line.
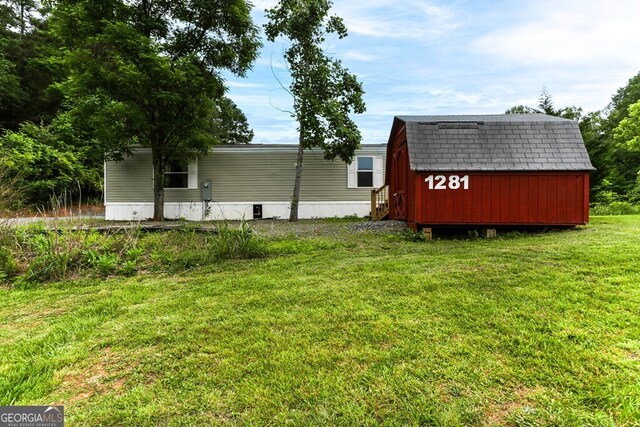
<box><xmin>1</xmin><ymin>216</ymin><xmax>640</xmax><ymax>426</ymax></box>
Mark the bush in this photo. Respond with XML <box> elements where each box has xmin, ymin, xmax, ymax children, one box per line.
<box><xmin>210</xmin><ymin>219</ymin><xmax>268</xmax><ymax>260</ymax></box>
<box><xmin>0</xmin><ymin>122</ymin><xmax>101</xmax><ymax>208</ymax></box>
<box><xmin>590</xmin><ymin>201</ymin><xmax>640</xmax><ymax>216</ymax></box>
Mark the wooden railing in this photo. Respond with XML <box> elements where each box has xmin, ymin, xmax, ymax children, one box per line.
<box><xmin>371</xmin><ymin>184</ymin><xmax>389</xmax><ymax>221</ymax></box>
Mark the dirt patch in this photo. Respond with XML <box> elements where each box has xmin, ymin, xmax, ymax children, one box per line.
<box><xmin>249</xmin><ymin>219</ymin><xmax>407</xmax><ymax>238</ymax></box>
<box><xmin>62</xmin><ymin>347</ymin><xmax>131</xmax><ymax>403</ymax></box>
<box><xmin>484</xmin><ymin>386</ymin><xmax>543</xmax><ymax>426</ymax></box>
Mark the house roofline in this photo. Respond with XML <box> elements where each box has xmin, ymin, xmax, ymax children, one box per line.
<box><xmin>124</xmin><ymin>143</ymin><xmax>387</xmax><ymax>155</ymax></box>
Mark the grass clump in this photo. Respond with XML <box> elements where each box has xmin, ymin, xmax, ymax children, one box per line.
<box><xmin>210</xmin><ymin>219</ymin><xmax>268</xmax><ymax>260</ymax></box>
<box><xmin>0</xmin><ymin>246</ymin><xmax>17</xmax><ymax>282</ymax></box>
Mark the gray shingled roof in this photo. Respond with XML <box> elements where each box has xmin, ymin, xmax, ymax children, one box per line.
<box><xmin>395</xmin><ymin>114</ymin><xmax>595</xmax><ymax>171</ymax></box>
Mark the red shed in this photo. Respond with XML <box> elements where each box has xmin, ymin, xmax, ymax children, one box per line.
<box><xmin>382</xmin><ymin>114</ymin><xmax>595</xmax><ymax>231</ymax></box>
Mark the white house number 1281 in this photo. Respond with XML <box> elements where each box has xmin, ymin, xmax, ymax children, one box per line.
<box><xmin>425</xmin><ymin>175</ymin><xmax>469</xmax><ymax>190</ymax></box>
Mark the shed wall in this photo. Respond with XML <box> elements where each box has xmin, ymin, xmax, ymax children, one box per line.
<box><xmin>413</xmin><ymin>172</ymin><xmax>590</xmax><ymax>226</ymax></box>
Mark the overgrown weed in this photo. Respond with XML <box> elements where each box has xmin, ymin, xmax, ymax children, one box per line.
<box><xmin>3</xmin><ymin>218</ymin><xmax>269</xmax><ymax>286</ymax></box>
<box><xmin>210</xmin><ymin>219</ymin><xmax>268</xmax><ymax>260</ymax></box>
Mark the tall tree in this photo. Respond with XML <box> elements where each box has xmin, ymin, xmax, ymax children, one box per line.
<box><xmin>0</xmin><ymin>53</ymin><xmax>24</xmax><ymax>111</ymax></box>
<box><xmin>50</xmin><ymin>0</ymin><xmax>261</xmax><ymax>220</ymax></box>
<box><xmin>0</xmin><ymin>0</ymin><xmax>63</xmax><ymax>130</ymax></box>
<box><xmin>209</xmin><ymin>97</ymin><xmax>255</xmax><ymax>146</ymax></box>
<box><xmin>579</xmin><ymin>111</ymin><xmax>611</xmax><ymax>195</ymax></box>
<box><xmin>265</xmin><ymin>0</ymin><xmax>365</xmax><ymax>222</ymax></box>
<box><xmin>601</xmin><ymin>72</ymin><xmax>640</xmax><ymax>196</ymax></box>
<box><xmin>505</xmin><ymin>87</ymin><xmax>582</xmax><ymax>120</ymax></box>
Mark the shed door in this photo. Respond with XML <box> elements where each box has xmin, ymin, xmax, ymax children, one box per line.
<box><xmin>392</xmin><ymin>145</ymin><xmax>407</xmax><ymax>220</ymax></box>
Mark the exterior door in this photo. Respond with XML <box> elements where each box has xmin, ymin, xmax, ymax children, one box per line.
<box><xmin>392</xmin><ymin>145</ymin><xmax>407</xmax><ymax>220</ymax></box>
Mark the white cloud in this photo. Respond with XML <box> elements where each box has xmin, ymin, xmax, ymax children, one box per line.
<box><xmin>336</xmin><ymin>1</ymin><xmax>460</xmax><ymax>39</ymax></box>
<box><xmin>472</xmin><ymin>0</ymin><xmax>640</xmax><ymax>69</ymax></box>
<box><xmin>341</xmin><ymin>51</ymin><xmax>379</xmax><ymax>62</ymax></box>
<box><xmin>251</xmin><ymin>0</ymin><xmax>279</xmax><ymax>10</ymax></box>
<box><xmin>226</xmin><ymin>81</ymin><xmax>266</xmax><ymax>89</ymax></box>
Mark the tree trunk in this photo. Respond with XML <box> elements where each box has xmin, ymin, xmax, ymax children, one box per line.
<box><xmin>152</xmin><ymin>150</ymin><xmax>165</xmax><ymax>221</ymax></box>
<box><xmin>289</xmin><ymin>136</ymin><xmax>305</xmax><ymax>222</ymax></box>
<box><xmin>20</xmin><ymin>1</ymin><xmax>25</xmax><ymax>36</ymax></box>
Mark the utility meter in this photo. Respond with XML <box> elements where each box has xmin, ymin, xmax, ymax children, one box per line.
<box><xmin>201</xmin><ymin>180</ymin><xmax>212</xmax><ymax>201</ymax></box>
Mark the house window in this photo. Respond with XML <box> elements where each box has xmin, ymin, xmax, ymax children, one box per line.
<box><xmin>347</xmin><ymin>155</ymin><xmax>383</xmax><ymax>189</ymax></box>
<box><xmin>164</xmin><ymin>160</ymin><xmax>189</xmax><ymax>188</ymax></box>
<box><xmin>357</xmin><ymin>156</ymin><xmax>374</xmax><ymax>187</ymax></box>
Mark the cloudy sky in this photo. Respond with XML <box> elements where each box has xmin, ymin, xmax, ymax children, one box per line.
<box><xmin>223</xmin><ymin>0</ymin><xmax>640</xmax><ymax>144</ymax></box>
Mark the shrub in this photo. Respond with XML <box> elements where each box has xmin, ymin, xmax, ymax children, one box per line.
<box><xmin>590</xmin><ymin>201</ymin><xmax>640</xmax><ymax>216</ymax></box>
<box><xmin>210</xmin><ymin>219</ymin><xmax>268</xmax><ymax>260</ymax></box>
<box><xmin>0</xmin><ymin>122</ymin><xmax>101</xmax><ymax>208</ymax></box>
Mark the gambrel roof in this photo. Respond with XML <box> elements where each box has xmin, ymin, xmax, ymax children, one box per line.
<box><xmin>392</xmin><ymin>114</ymin><xmax>595</xmax><ymax>171</ymax></box>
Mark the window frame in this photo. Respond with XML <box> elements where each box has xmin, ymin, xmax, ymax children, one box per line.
<box><xmin>347</xmin><ymin>155</ymin><xmax>383</xmax><ymax>189</ymax></box>
<box><xmin>164</xmin><ymin>159</ymin><xmax>189</xmax><ymax>189</ymax></box>
<box><xmin>356</xmin><ymin>156</ymin><xmax>374</xmax><ymax>188</ymax></box>
<box><xmin>153</xmin><ymin>158</ymin><xmax>198</xmax><ymax>190</ymax></box>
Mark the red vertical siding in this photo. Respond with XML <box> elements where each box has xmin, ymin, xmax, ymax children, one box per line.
<box><xmin>414</xmin><ymin>172</ymin><xmax>590</xmax><ymax>226</ymax></box>
<box><xmin>583</xmin><ymin>175</ymin><xmax>590</xmax><ymax>223</ymax></box>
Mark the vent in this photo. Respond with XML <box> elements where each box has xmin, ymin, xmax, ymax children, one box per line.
<box><xmin>437</xmin><ymin>122</ymin><xmax>482</xmax><ymax>130</ymax></box>
<box><xmin>252</xmin><ymin>204</ymin><xmax>262</xmax><ymax>219</ymax></box>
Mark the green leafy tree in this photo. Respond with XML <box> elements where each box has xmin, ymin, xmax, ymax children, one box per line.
<box><xmin>209</xmin><ymin>97</ymin><xmax>254</xmax><ymax>145</ymax></box>
<box><xmin>614</xmin><ymin>101</ymin><xmax>640</xmax><ymax>151</ymax></box>
<box><xmin>613</xmin><ymin>102</ymin><xmax>640</xmax><ymax>199</ymax></box>
<box><xmin>0</xmin><ymin>122</ymin><xmax>96</xmax><ymax>206</ymax></box>
<box><xmin>538</xmin><ymin>87</ymin><xmax>555</xmax><ymax>115</ymax></box>
<box><xmin>579</xmin><ymin>111</ymin><xmax>611</xmax><ymax>194</ymax></box>
<box><xmin>604</xmin><ymin>73</ymin><xmax>640</xmax><ymax>132</ymax></box>
<box><xmin>602</xmin><ymin>73</ymin><xmax>640</xmax><ymax>196</ymax></box>
<box><xmin>0</xmin><ymin>53</ymin><xmax>25</xmax><ymax>111</ymax></box>
<box><xmin>506</xmin><ymin>87</ymin><xmax>582</xmax><ymax>120</ymax></box>
<box><xmin>0</xmin><ymin>0</ymin><xmax>63</xmax><ymax>130</ymax></box>
<box><xmin>0</xmin><ymin>0</ymin><xmax>37</xmax><ymax>37</ymax></box>
<box><xmin>50</xmin><ymin>0</ymin><xmax>261</xmax><ymax>220</ymax></box>
<box><xmin>504</xmin><ymin>105</ymin><xmax>539</xmax><ymax>115</ymax></box>
<box><xmin>265</xmin><ymin>0</ymin><xmax>365</xmax><ymax>222</ymax></box>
